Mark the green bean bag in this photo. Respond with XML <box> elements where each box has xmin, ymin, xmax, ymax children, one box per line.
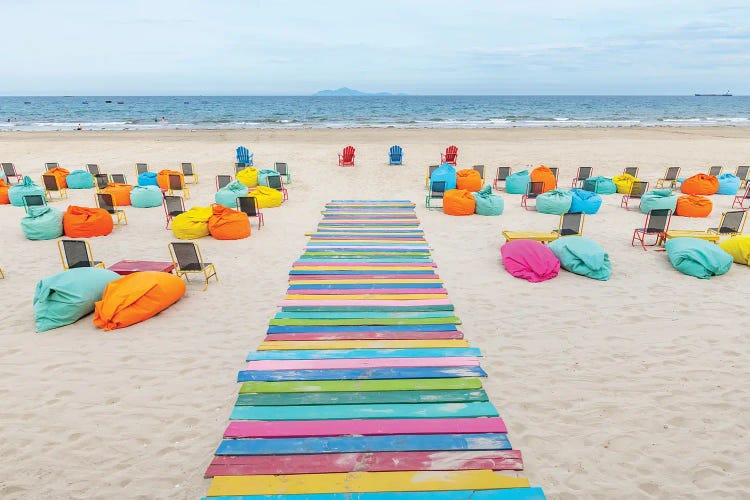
<box><xmin>130</xmin><ymin>185</ymin><xmax>164</xmax><ymax>208</ymax></box>
<box><xmin>582</xmin><ymin>176</ymin><xmax>617</xmax><ymax>195</ymax></box>
<box><xmin>548</xmin><ymin>236</ymin><xmax>611</xmax><ymax>280</ymax></box>
<box><xmin>8</xmin><ymin>176</ymin><xmax>45</xmax><ymax>207</ymax></box>
<box><xmin>215</xmin><ymin>180</ymin><xmax>249</xmax><ymax>208</ymax></box>
<box><xmin>257</xmin><ymin>169</ymin><xmax>279</xmax><ymax>188</ymax></box>
<box><xmin>665</xmin><ymin>237</ymin><xmax>733</xmax><ymax>279</ymax></box>
<box><xmin>66</xmin><ymin>170</ymin><xmax>95</xmax><ymax>189</ymax></box>
<box><xmin>640</xmin><ymin>190</ymin><xmax>678</xmax><ymax>214</ymax></box>
<box><xmin>536</xmin><ymin>189</ymin><xmax>573</xmax><ymax>214</ymax></box>
<box><xmin>472</xmin><ymin>185</ymin><xmax>504</xmax><ymax>215</ymax></box>
<box><xmin>505</xmin><ymin>170</ymin><xmax>531</xmax><ymax>194</ymax></box>
<box><xmin>33</xmin><ymin>267</ymin><xmax>121</xmax><ymax>332</ymax></box>
<box><xmin>20</xmin><ymin>206</ymin><xmax>64</xmax><ymax>240</ymax></box>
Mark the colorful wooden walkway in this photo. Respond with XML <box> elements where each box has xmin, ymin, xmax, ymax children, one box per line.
<box><xmin>203</xmin><ymin>200</ymin><xmax>546</xmax><ymax>499</ymax></box>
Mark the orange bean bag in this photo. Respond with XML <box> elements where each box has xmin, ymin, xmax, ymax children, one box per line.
<box><xmin>157</xmin><ymin>169</ymin><xmax>184</xmax><ymax>189</ymax></box>
<box><xmin>46</xmin><ymin>167</ymin><xmax>70</xmax><ymax>188</ymax></box>
<box><xmin>681</xmin><ymin>174</ymin><xmax>719</xmax><ymax>195</ymax></box>
<box><xmin>63</xmin><ymin>205</ymin><xmax>114</xmax><ymax>237</ymax></box>
<box><xmin>208</xmin><ymin>204</ymin><xmax>251</xmax><ymax>240</ymax></box>
<box><xmin>443</xmin><ymin>189</ymin><xmax>476</xmax><ymax>216</ymax></box>
<box><xmin>93</xmin><ymin>271</ymin><xmax>186</xmax><ymax>331</ymax></box>
<box><xmin>101</xmin><ymin>183</ymin><xmax>133</xmax><ymax>206</ymax></box>
<box><xmin>456</xmin><ymin>169</ymin><xmax>482</xmax><ymax>192</ymax></box>
<box><xmin>531</xmin><ymin>165</ymin><xmax>557</xmax><ymax>193</ymax></box>
<box><xmin>0</xmin><ymin>179</ymin><xmax>9</xmax><ymax>204</ymax></box>
<box><xmin>676</xmin><ymin>195</ymin><xmax>713</xmax><ymax>217</ymax></box>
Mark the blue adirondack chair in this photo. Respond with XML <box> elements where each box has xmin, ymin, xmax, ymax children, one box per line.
<box><xmin>236</xmin><ymin>146</ymin><xmax>254</xmax><ymax>167</ymax></box>
<box><xmin>389</xmin><ymin>145</ymin><xmax>403</xmax><ymax>165</ymax></box>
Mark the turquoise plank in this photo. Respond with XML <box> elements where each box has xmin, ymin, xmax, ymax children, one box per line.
<box><xmin>203</xmin><ymin>488</ymin><xmax>547</xmax><ymax>500</ymax></box>
<box><xmin>237</xmin><ymin>366</ymin><xmax>487</xmax><ymax>382</ymax></box>
<box><xmin>246</xmin><ymin>348</ymin><xmax>482</xmax><ymax>361</ymax></box>
<box><xmin>235</xmin><ymin>389</ymin><xmax>489</xmax><ymax>406</ymax></box>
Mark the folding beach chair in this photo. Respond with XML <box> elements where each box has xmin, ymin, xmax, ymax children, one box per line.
<box><xmin>273</xmin><ymin>162</ymin><xmax>291</xmax><ymax>184</ymax></box>
<box><xmin>163</xmin><ymin>195</ymin><xmax>186</xmax><ymax>229</ymax></box>
<box><xmin>338</xmin><ymin>146</ymin><xmax>355</xmax><ymax>167</ymax></box>
<box><xmin>708</xmin><ymin>210</ymin><xmax>747</xmax><ymax>237</ymax></box>
<box><xmin>237</xmin><ymin>195</ymin><xmax>264</xmax><ymax>229</ymax></box>
<box><xmin>86</xmin><ymin>164</ymin><xmax>101</xmax><ymax>175</ymax></box>
<box><xmin>472</xmin><ymin>165</ymin><xmax>485</xmax><ymax>183</ymax></box>
<box><xmin>389</xmin><ymin>145</ymin><xmax>403</xmax><ymax>165</ymax></box>
<box><xmin>623</xmin><ymin>167</ymin><xmax>639</xmax><ymax>178</ymax></box>
<box><xmin>167</xmin><ymin>173</ymin><xmax>191</xmax><ymax>199</ymax></box>
<box><xmin>42</xmin><ymin>173</ymin><xmax>68</xmax><ymax>199</ymax></box>
<box><xmin>708</xmin><ymin>165</ymin><xmax>723</xmax><ymax>176</ymax></box>
<box><xmin>655</xmin><ymin>167</ymin><xmax>681</xmax><ymax>189</ymax></box>
<box><xmin>94</xmin><ymin>173</ymin><xmax>110</xmax><ymax>191</ymax></box>
<box><xmin>493</xmin><ymin>166</ymin><xmax>512</xmax><ymax>191</ymax></box>
<box><xmin>168</xmin><ymin>242</ymin><xmax>218</xmax><ymax>291</ymax></box>
<box><xmin>266</xmin><ymin>174</ymin><xmax>288</xmax><ymax>201</ymax></box>
<box><xmin>426</xmin><ymin>180</ymin><xmax>446</xmax><ymax>210</ymax></box>
<box><xmin>215</xmin><ymin>174</ymin><xmax>232</xmax><ymax>191</ymax></box>
<box><xmin>735</xmin><ymin>165</ymin><xmax>750</xmax><ymax>188</ymax></box>
<box><xmin>441</xmin><ymin>145</ymin><xmax>458</xmax><ymax>166</ymax></box>
<box><xmin>621</xmin><ymin>180</ymin><xmax>649</xmax><ymax>209</ymax></box>
<box><xmin>110</xmin><ymin>173</ymin><xmax>127</xmax><ymax>184</ymax></box>
<box><xmin>96</xmin><ymin>192</ymin><xmax>128</xmax><ymax>226</ymax></box>
<box><xmin>553</xmin><ymin>212</ymin><xmax>585</xmax><ymax>237</ymax></box>
<box><xmin>44</xmin><ymin>162</ymin><xmax>60</xmax><ymax>171</ymax></box>
<box><xmin>236</xmin><ymin>146</ymin><xmax>253</xmax><ymax>166</ymax></box>
<box><xmin>733</xmin><ymin>184</ymin><xmax>750</xmax><ymax>209</ymax></box>
<box><xmin>1</xmin><ymin>163</ymin><xmax>23</xmax><ymax>184</ymax></box>
<box><xmin>425</xmin><ymin>165</ymin><xmax>439</xmax><ymax>188</ymax></box>
<box><xmin>632</xmin><ymin>209</ymin><xmax>672</xmax><ymax>250</ymax></box>
<box><xmin>0</xmin><ymin>266</ymin><xmax>4</xmax><ymax>279</ymax></box>
<box><xmin>58</xmin><ymin>239</ymin><xmax>105</xmax><ymax>269</ymax></box>
<box><xmin>135</xmin><ymin>162</ymin><xmax>149</xmax><ymax>177</ymax></box>
<box><xmin>521</xmin><ymin>181</ymin><xmax>545</xmax><ymax>210</ymax></box>
<box><xmin>571</xmin><ymin>166</ymin><xmax>593</xmax><ymax>188</ymax></box>
<box><xmin>22</xmin><ymin>194</ymin><xmax>47</xmax><ymax>213</ymax></box>
<box><xmin>549</xmin><ymin>167</ymin><xmax>559</xmax><ymax>182</ymax></box>
<box><xmin>180</xmin><ymin>162</ymin><xmax>198</xmax><ymax>184</ymax></box>
<box><xmin>234</xmin><ymin>163</ymin><xmax>247</xmax><ymax>175</ymax></box>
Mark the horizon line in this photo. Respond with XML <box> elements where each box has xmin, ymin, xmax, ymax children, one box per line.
<box><xmin>0</xmin><ymin>93</ymin><xmax>744</xmax><ymax>98</ymax></box>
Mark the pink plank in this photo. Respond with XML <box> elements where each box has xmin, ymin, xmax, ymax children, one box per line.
<box><xmin>293</xmin><ymin>261</ymin><xmax>435</xmax><ymax>267</ymax></box>
<box><xmin>288</xmin><ymin>274</ymin><xmax>441</xmax><ymax>280</ymax></box>
<box><xmin>263</xmin><ymin>331</ymin><xmax>464</xmax><ymax>341</ymax></box>
<box><xmin>278</xmin><ymin>299</ymin><xmax>451</xmax><ymax>307</ymax></box>
<box><xmin>305</xmin><ymin>246</ymin><xmax>430</xmax><ymax>250</ymax></box>
<box><xmin>245</xmin><ymin>356</ymin><xmax>480</xmax><ymax>371</ymax></box>
<box><xmin>282</xmin><ymin>288</ymin><xmax>448</xmax><ymax>295</ymax></box>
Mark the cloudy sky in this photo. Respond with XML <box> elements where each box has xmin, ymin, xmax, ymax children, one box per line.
<box><xmin>2</xmin><ymin>0</ymin><xmax>749</xmax><ymax>95</ymax></box>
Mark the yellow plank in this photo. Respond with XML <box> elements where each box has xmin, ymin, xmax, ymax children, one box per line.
<box><xmin>285</xmin><ymin>294</ymin><xmax>448</xmax><ymax>300</ymax></box>
<box><xmin>289</xmin><ymin>279</ymin><xmax>443</xmax><ymax>285</ymax></box>
<box><xmin>665</xmin><ymin>230</ymin><xmax>718</xmax><ymax>242</ymax></box>
<box><xmin>207</xmin><ymin>470</ymin><xmax>529</xmax><ymax>495</ymax></box>
<box><xmin>501</xmin><ymin>231</ymin><xmax>558</xmax><ymax>243</ymax></box>
<box><xmin>257</xmin><ymin>339</ymin><xmax>470</xmax><ymax>350</ymax></box>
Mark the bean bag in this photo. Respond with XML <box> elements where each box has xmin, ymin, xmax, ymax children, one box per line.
<box><xmin>582</xmin><ymin>176</ymin><xmax>617</xmax><ymax>195</ymax></box>
<box><xmin>66</xmin><ymin>169</ymin><xmax>95</xmax><ymax>189</ymax></box>
<box><xmin>46</xmin><ymin>167</ymin><xmax>70</xmax><ymax>188</ymax></box>
<box><xmin>472</xmin><ymin>186</ymin><xmax>504</xmax><ymax>216</ymax></box>
<box><xmin>505</xmin><ymin>170</ymin><xmax>531</xmax><ymax>194</ymax></box>
<box><xmin>640</xmin><ymin>190</ymin><xmax>678</xmax><ymax>214</ymax></box>
<box><xmin>716</xmin><ymin>174</ymin><xmax>741</xmax><ymax>195</ymax></box>
<box><xmin>237</xmin><ymin>167</ymin><xmax>259</xmax><ymax>188</ymax></box>
<box><xmin>33</xmin><ymin>268</ymin><xmax>120</xmax><ymax>332</ymax></box>
<box><xmin>0</xmin><ymin>179</ymin><xmax>9</xmax><ymax>204</ymax></box>
<box><xmin>719</xmin><ymin>235</ymin><xmax>750</xmax><ymax>265</ymax></box>
<box><xmin>665</xmin><ymin>237</ymin><xmax>732</xmax><ymax>279</ymax></box>
<box><xmin>530</xmin><ymin>166</ymin><xmax>557</xmax><ymax>193</ymax></box>
<box><xmin>21</xmin><ymin>206</ymin><xmax>64</xmax><ymax>240</ymax></box>
<box><xmin>500</xmin><ymin>240</ymin><xmax>560</xmax><ymax>282</ymax></box>
<box><xmin>681</xmin><ymin>174</ymin><xmax>719</xmax><ymax>195</ymax></box>
<box><xmin>93</xmin><ymin>271</ymin><xmax>186</xmax><ymax>331</ymax></box>
<box><xmin>101</xmin><ymin>182</ymin><xmax>133</xmax><ymax>206</ymax></box>
<box><xmin>215</xmin><ymin>180</ymin><xmax>249</xmax><ymax>208</ymax></box>
<box><xmin>568</xmin><ymin>189</ymin><xmax>602</xmax><ymax>214</ymax></box>
<box><xmin>0</xmin><ymin>170</ymin><xmax>6</xmax><ymax>183</ymax></box>
<box><xmin>63</xmin><ymin>206</ymin><xmax>114</xmax><ymax>237</ymax></box>
<box><xmin>130</xmin><ymin>185</ymin><xmax>164</xmax><ymax>208</ymax></box>
<box><xmin>171</xmin><ymin>206</ymin><xmax>212</xmax><ymax>239</ymax></box>
<box><xmin>536</xmin><ymin>189</ymin><xmax>573</xmax><ymax>215</ymax></box>
<box><xmin>548</xmin><ymin>237</ymin><xmax>611</xmax><ymax>280</ymax></box>
<box><xmin>443</xmin><ymin>189</ymin><xmax>475</xmax><ymax>216</ymax></box>
<box><xmin>138</xmin><ymin>171</ymin><xmax>159</xmax><ymax>187</ymax></box>
<box><xmin>613</xmin><ymin>173</ymin><xmax>639</xmax><ymax>194</ymax></box>
<box><xmin>208</xmin><ymin>204</ymin><xmax>251</xmax><ymax>240</ymax></box>
<box><xmin>157</xmin><ymin>169</ymin><xmax>184</xmax><ymax>190</ymax></box>
<box><xmin>456</xmin><ymin>169</ymin><xmax>482</xmax><ymax>192</ymax></box>
<box><xmin>430</xmin><ymin>163</ymin><xmax>457</xmax><ymax>191</ymax></box>
<box><xmin>257</xmin><ymin>169</ymin><xmax>279</xmax><ymax>188</ymax></box>
<box><xmin>248</xmin><ymin>185</ymin><xmax>283</xmax><ymax>208</ymax></box>
<box><xmin>675</xmin><ymin>195</ymin><xmax>712</xmax><ymax>218</ymax></box>
<box><xmin>8</xmin><ymin>176</ymin><xmax>45</xmax><ymax>207</ymax></box>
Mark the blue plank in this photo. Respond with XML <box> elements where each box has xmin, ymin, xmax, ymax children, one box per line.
<box><xmin>237</xmin><ymin>366</ymin><xmax>487</xmax><ymax>382</ymax></box>
<box><xmin>246</xmin><ymin>348</ymin><xmax>482</xmax><ymax>361</ymax></box>
<box><xmin>202</xmin><ymin>488</ymin><xmax>547</xmax><ymax>500</ymax></box>
<box><xmin>274</xmin><ymin>312</ymin><xmax>456</xmax><ymax>319</ymax></box>
<box><xmin>266</xmin><ymin>325</ymin><xmax>459</xmax><ymax>333</ymax></box>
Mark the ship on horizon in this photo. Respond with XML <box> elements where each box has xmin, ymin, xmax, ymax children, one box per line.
<box><xmin>695</xmin><ymin>90</ymin><xmax>732</xmax><ymax>96</ymax></box>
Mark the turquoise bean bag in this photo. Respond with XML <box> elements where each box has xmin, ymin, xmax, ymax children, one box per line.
<box><xmin>472</xmin><ymin>186</ymin><xmax>503</xmax><ymax>215</ymax></box>
<box><xmin>131</xmin><ymin>185</ymin><xmax>164</xmax><ymax>208</ymax></box>
<box><xmin>20</xmin><ymin>206</ymin><xmax>64</xmax><ymax>240</ymax></box>
<box><xmin>66</xmin><ymin>169</ymin><xmax>94</xmax><ymax>189</ymax></box>
<box><xmin>716</xmin><ymin>173</ymin><xmax>741</xmax><ymax>195</ymax></box>
<box><xmin>536</xmin><ymin>189</ymin><xmax>573</xmax><ymax>214</ymax></box>
<box><xmin>430</xmin><ymin>163</ymin><xmax>457</xmax><ymax>191</ymax></box>
<box><xmin>505</xmin><ymin>170</ymin><xmax>531</xmax><ymax>194</ymax></box>
<box><xmin>548</xmin><ymin>236</ymin><xmax>611</xmax><ymax>280</ymax></box>
<box><xmin>568</xmin><ymin>189</ymin><xmax>602</xmax><ymax>214</ymax></box>
<box><xmin>582</xmin><ymin>176</ymin><xmax>617</xmax><ymax>195</ymax></box>
<box><xmin>0</xmin><ymin>170</ymin><xmax>6</xmax><ymax>182</ymax></box>
<box><xmin>257</xmin><ymin>169</ymin><xmax>279</xmax><ymax>187</ymax></box>
<box><xmin>138</xmin><ymin>171</ymin><xmax>159</xmax><ymax>186</ymax></box>
<box><xmin>665</xmin><ymin>237</ymin><xmax>733</xmax><ymax>279</ymax></box>
<box><xmin>8</xmin><ymin>176</ymin><xmax>45</xmax><ymax>207</ymax></box>
<box><xmin>33</xmin><ymin>268</ymin><xmax>121</xmax><ymax>332</ymax></box>
<box><xmin>640</xmin><ymin>190</ymin><xmax>678</xmax><ymax>214</ymax></box>
<box><xmin>215</xmin><ymin>180</ymin><xmax>249</xmax><ymax>208</ymax></box>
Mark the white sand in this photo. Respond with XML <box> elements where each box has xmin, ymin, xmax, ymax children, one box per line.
<box><xmin>0</xmin><ymin>128</ymin><xmax>748</xmax><ymax>499</ymax></box>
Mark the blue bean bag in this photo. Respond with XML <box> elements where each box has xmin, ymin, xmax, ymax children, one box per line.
<box><xmin>33</xmin><ymin>268</ymin><xmax>121</xmax><ymax>332</ymax></box>
<box><xmin>640</xmin><ymin>190</ymin><xmax>678</xmax><ymax>214</ymax></box>
<box><xmin>257</xmin><ymin>169</ymin><xmax>279</xmax><ymax>188</ymax></box>
<box><xmin>568</xmin><ymin>189</ymin><xmax>602</xmax><ymax>214</ymax></box>
<box><xmin>665</xmin><ymin>237</ymin><xmax>733</xmax><ymax>279</ymax></box>
<box><xmin>66</xmin><ymin>169</ymin><xmax>94</xmax><ymax>189</ymax></box>
<box><xmin>430</xmin><ymin>163</ymin><xmax>457</xmax><ymax>191</ymax></box>
<box><xmin>582</xmin><ymin>176</ymin><xmax>617</xmax><ymax>195</ymax></box>
<box><xmin>536</xmin><ymin>189</ymin><xmax>573</xmax><ymax>214</ymax></box>
<box><xmin>548</xmin><ymin>236</ymin><xmax>611</xmax><ymax>280</ymax></box>
<box><xmin>8</xmin><ymin>176</ymin><xmax>45</xmax><ymax>207</ymax></box>
<box><xmin>215</xmin><ymin>180</ymin><xmax>249</xmax><ymax>208</ymax></box>
<box><xmin>138</xmin><ymin>171</ymin><xmax>159</xmax><ymax>186</ymax></box>
<box><xmin>716</xmin><ymin>173</ymin><xmax>741</xmax><ymax>195</ymax></box>
<box><xmin>130</xmin><ymin>185</ymin><xmax>164</xmax><ymax>208</ymax></box>
<box><xmin>505</xmin><ymin>170</ymin><xmax>531</xmax><ymax>194</ymax></box>
<box><xmin>472</xmin><ymin>186</ymin><xmax>503</xmax><ymax>215</ymax></box>
<box><xmin>20</xmin><ymin>206</ymin><xmax>64</xmax><ymax>240</ymax></box>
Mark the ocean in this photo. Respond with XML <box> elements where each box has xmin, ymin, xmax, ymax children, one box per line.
<box><xmin>1</xmin><ymin>95</ymin><xmax>749</xmax><ymax>131</ymax></box>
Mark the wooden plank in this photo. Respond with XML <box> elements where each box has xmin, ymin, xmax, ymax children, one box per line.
<box><xmin>287</xmin><ymin>279</ymin><xmax>443</xmax><ymax>284</ymax></box>
<box><xmin>290</xmin><ymin>270</ymin><xmax>436</xmax><ymax>275</ymax></box>
<box><xmin>265</xmin><ymin>324</ymin><xmax>459</xmax><ymax>333</ymax></box>
<box><xmin>280</xmin><ymin>305</ymin><xmax>455</xmax><ymax>313</ymax></box>
<box><xmin>274</xmin><ymin>311</ymin><xmax>454</xmax><ymax>319</ymax></box>
<box><xmin>282</xmin><ymin>288</ymin><xmax>448</xmax><ymax>294</ymax></box>
<box><xmin>263</xmin><ymin>331</ymin><xmax>464</xmax><ymax>341</ymax></box>
<box><xmin>234</xmin><ymin>389</ymin><xmax>489</xmax><ymax>407</ymax></box>
<box><xmin>203</xmin><ymin>488</ymin><xmax>546</xmax><ymax>500</ymax></box>
<box><xmin>239</xmin><ymin>378</ymin><xmax>483</xmax><ymax>394</ymax></box>
<box><xmin>257</xmin><ymin>340</ymin><xmax>469</xmax><ymax>350</ymax></box>
<box><xmin>245</xmin><ymin>357</ymin><xmax>480</xmax><ymax>371</ymax></box>
<box><xmin>246</xmin><ymin>348</ymin><xmax>481</xmax><ymax>360</ymax></box>
<box><xmin>287</xmin><ymin>283</ymin><xmax>444</xmax><ymax>289</ymax></box>
<box><xmin>236</xmin><ymin>366</ymin><xmax>487</xmax><ymax>382</ymax></box>
<box><xmin>266</xmin><ymin>318</ymin><xmax>461</xmax><ymax>327</ymax></box>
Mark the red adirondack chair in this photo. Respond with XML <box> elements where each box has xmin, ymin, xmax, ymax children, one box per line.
<box><xmin>338</xmin><ymin>146</ymin><xmax>356</xmax><ymax>166</ymax></box>
<box><xmin>441</xmin><ymin>145</ymin><xmax>458</xmax><ymax>165</ymax></box>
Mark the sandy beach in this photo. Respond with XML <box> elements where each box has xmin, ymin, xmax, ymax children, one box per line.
<box><xmin>1</xmin><ymin>127</ymin><xmax>749</xmax><ymax>499</ymax></box>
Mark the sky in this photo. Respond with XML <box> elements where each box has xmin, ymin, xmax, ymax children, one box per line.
<box><xmin>2</xmin><ymin>0</ymin><xmax>749</xmax><ymax>95</ymax></box>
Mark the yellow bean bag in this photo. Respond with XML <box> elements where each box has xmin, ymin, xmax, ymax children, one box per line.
<box><xmin>718</xmin><ymin>235</ymin><xmax>750</xmax><ymax>265</ymax></box>
<box><xmin>171</xmin><ymin>206</ymin><xmax>212</xmax><ymax>239</ymax></box>
<box><xmin>93</xmin><ymin>271</ymin><xmax>186</xmax><ymax>331</ymax></box>
<box><xmin>613</xmin><ymin>173</ymin><xmax>639</xmax><ymax>194</ymax></box>
<box><xmin>208</xmin><ymin>204</ymin><xmax>251</xmax><ymax>240</ymax></box>
<box><xmin>248</xmin><ymin>185</ymin><xmax>283</xmax><ymax>208</ymax></box>
<box><xmin>237</xmin><ymin>167</ymin><xmax>259</xmax><ymax>188</ymax></box>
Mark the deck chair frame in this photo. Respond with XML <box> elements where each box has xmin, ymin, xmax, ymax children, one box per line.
<box><xmin>1</xmin><ymin>163</ymin><xmax>23</xmax><ymax>184</ymax></box>
<box><xmin>110</xmin><ymin>173</ymin><xmax>127</xmax><ymax>184</ymax></box>
<box><xmin>168</xmin><ymin>242</ymin><xmax>218</xmax><ymax>291</ymax></box>
<box><xmin>44</xmin><ymin>162</ymin><xmax>60</xmax><ymax>171</ymax></box>
<box><xmin>732</xmin><ymin>184</ymin><xmax>750</xmax><ymax>209</ymax></box>
<box><xmin>22</xmin><ymin>194</ymin><xmax>47</xmax><ymax>213</ymax></box>
<box><xmin>58</xmin><ymin>239</ymin><xmax>105</xmax><ymax>270</ymax></box>
<box><xmin>180</xmin><ymin>162</ymin><xmax>198</xmax><ymax>184</ymax></box>
<box><xmin>632</xmin><ymin>209</ymin><xmax>672</xmax><ymax>250</ymax></box>
<box><xmin>273</xmin><ymin>162</ymin><xmax>291</xmax><ymax>184</ymax></box>
<box><xmin>553</xmin><ymin>213</ymin><xmax>585</xmax><ymax>237</ymax></box>
<box><xmin>266</xmin><ymin>174</ymin><xmax>288</xmax><ymax>201</ymax></box>
<box><xmin>425</xmin><ymin>165</ymin><xmax>439</xmax><ymax>188</ymax></box>
<box><xmin>167</xmin><ymin>173</ymin><xmax>191</xmax><ymax>199</ymax></box>
<box><xmin>86</xmin><ymin>164</ymin><xmax>101</xmax><ymax>175</ymax></box>
<box><xmin>708</xmin><ymin>165</ymin><xmax>723</xmax><ymax>177</ymax></box>
<box><xmin>96</xmin><ymin>192</ymin><xmax>128</xmax><ymax>226</ymax></box>
<box><xmin>94</xmin><ymin>173</ymin><xmax>110</xmax><ymax>191</ymax></box>
<box><xmin>521</xmin><ymin>181</ymin><xmax>545</xmax><ymax>210</ymax></box>
<box><xmin>708</xmin><ymin>210</ymin><xmax>747</xmax><ymax>237</ymax></box>
<box><xmin>621</xmin><ymin>181</ymin><xmax>649</xmax><ymax>209</ymax></box>
<box><xmin>655</xmin><ymin>167</ymin><xmax>681</xmax><ymax>189</ymax></box>
<box><xmin>42</xmin><ymin>173</ymin><xmax>68</xmax><ymax>200</ymax></box>
<box><xmin>426</xmin><ymin>180</ymin><xmax>446</xmax><ymax>210</ymax></box>
<box><xmin>493</xmin><ymin>167</ymin><xmax>512</xmax><ymax>190</ymax></box>
<box><xmin>135</xmin><ymin>163</ymin><xmax>150</xmax><ymax>177</ymax></box>
<box><xmin>472</xmin><ymin>165</ymin><xmax>485</xmax><ymax>183</ymax></box>
<box><xmin>571</xmin><ymin>167</ymin><xmax>593</xmax><ymax>188</ymax></box>
<box><xmin>735</xmin><ymin>165</ymin><xmax>749</xmax><ymax>188</ymax></box>
<box><xmin>215</xmin><ymin>174</ymin><xmax>232</xmax><ymax>191</ymax></box>
<box><xmin>623</xmin><ymin>167</ymin><xmax>639</xmax><ymax>178</ymax></box>
<box><xmin>163</xmin><ymin>195</ymin><xmax>186</xmax><ymax>229</ymax></box>
<box><xmin>237</xmin><ymin>196</ymin><xmax>264</xmax><ymax>229</ymax></box>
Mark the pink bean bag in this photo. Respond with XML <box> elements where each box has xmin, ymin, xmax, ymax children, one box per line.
<box><xmin>500</xmin><ymin>239</ymin><xmax>560</xmax><ymax>282</ymax></box>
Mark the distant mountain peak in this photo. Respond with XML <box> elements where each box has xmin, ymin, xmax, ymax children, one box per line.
<box><xmin>314</xmin><ymin>87</ymin><xmax>406</xmax><ymax>96</ymax></box>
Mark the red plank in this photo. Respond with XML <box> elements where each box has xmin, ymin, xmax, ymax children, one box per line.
<box><xmin>263</xmin><ymin>331</ymin><xmax>464</xmax><ymax>341</ymax></box>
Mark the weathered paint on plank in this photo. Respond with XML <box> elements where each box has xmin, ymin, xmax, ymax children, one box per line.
<box><xmin>262</xmin><ymin>331</ymin><xmax>464</xmax><ymax>341</ymax></box>
<box><xmin>244</xmin><ymin>356</ymin><xmax>480</xmax><ymax>371</ymax></box>
<box><xmin>202</xmin><ymin>488</ymin><xmax>546</xmax><ymax>500</ymax></box>
<box><xmin>238</xmin><ymin>378</ymin><xmax>483</xmax><ymax>394</ymax></box>
<box><xmin>257</xmin><ymin>340</ymin><xmax>468</xmax><ymax>350</ymax></box>
<box><xmin>246</xmin><ymin>347</ymin><xmax>481</xmax><ymax>360</ymax></box>
<box><xmin>236</xmin><ymin>365</ymin><xmax>487</xmax><ymax>382</ymax></box>
<box><xmin>266</xmin><ymin>317</ymin><xmax>461</xmax><ymax>327</ymax></box>
<box><xmin>265</xmin><ymin>325</ymin><xmax>458</xmax><ymax>333</ymax></box>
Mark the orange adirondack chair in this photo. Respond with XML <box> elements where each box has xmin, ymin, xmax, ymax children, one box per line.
<box><xmin>441</xmin><ymin>145</ymin><xmax>458</xmax><ymax>165</ymax></box>
<box><xmin>338</xmin><ymin>146</ymin><xmax>355</xmax><ymax>166</ymax></box>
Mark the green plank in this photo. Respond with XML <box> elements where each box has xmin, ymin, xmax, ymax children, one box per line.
<box><xmin>268</xmin><ymin>317</ymin><xmax>461</xmax><ymax>326</ymax></box>
<box><xmin>235</xmin><ymin>389</ymin><xmax>489</xmax><ymax>406</ymax></box>
<box><xmin>239</xmin><ymin>378</ymin><xmax>483</xmax><ymax>394</ymax></box>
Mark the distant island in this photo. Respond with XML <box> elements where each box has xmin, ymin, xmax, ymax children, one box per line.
<box><xmin>313</xmin><ymin>87</ymin><xmax>407</xmax><ymax>96</ymax></box>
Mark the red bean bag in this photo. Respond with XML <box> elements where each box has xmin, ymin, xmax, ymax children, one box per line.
<box><xmin>0</xmin><ymin>179</ymin><xmax>9</xmax><ymax>204</ymax></box>
<box><xmin>208</xmin><ymin>204</ymin><xmax>251</xmax><ymax>240</ymax></box>
<box><xmin>46</xmin><ymin>167</ymin><xmax>70</xmax><ymax>188</ymax></box>
<box><xmin>63</xmin><ymin>205</ymin><xmax>114</xmax><ymax>237</ymax></box>
<box><xmin>157</xmin><ymin>169</ymin><xmax>184</xmax><ymax>190</ymax></box>
<box><xmin>676</xmin><ymin>195</ymin><xmax>713</xmax><ymax>217</ymax></box>
<box><xmin>456</xmin><ymin>169</ymin><xmax>482</xmax><ymax>192</ymax></box>
<box><xmin>681</xmin><ymin>174</ymin><xmax>719</xmax><ymax>195</ymax></box>
<box><xmin>531</xmin><ymin>165</ymin><xmax>557</xmax><ymax>193</ymax></box>
<box><xmin>500</xmin><ymin>239</ymin><xmax>560</xmax><ymax>282</ymax></box>
<box><xmin>443</xmin><ymin>189</ymin><xmax>476</xmax><ymax>216</ymax></box>
<box><xmin>101</xmin><ymin>183</ymin><xmax>133</xmax><ymax>206</ymax></box>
